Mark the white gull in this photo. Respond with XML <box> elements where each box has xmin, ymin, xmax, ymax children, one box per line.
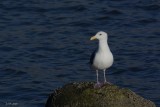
<box><xmin>90</xmin><ymin>31</ymin><xmax>114</xmax><ymax>88</ymax></box>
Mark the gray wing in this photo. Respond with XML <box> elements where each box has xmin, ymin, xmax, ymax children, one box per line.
<box><xmin>89</xmin><ymin>49</ymin><xmax>97</xmax><ymax>65</ymax></box>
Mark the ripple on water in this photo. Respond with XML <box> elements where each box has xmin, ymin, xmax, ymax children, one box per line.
<box><xmin>0</xmin><ymin>46</ymin><xmax>16</xmax><ymax>52</ymax></box>
<box><xmin>137</xmin><ymin>4</ymin><xmax>160</xmax><ymax>11</ymax></box>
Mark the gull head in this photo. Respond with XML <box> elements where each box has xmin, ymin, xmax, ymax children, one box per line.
<box><xmin>90</xmin><ymin>31</ymin><xmax>108</xmax><ymax>41</ymax></box>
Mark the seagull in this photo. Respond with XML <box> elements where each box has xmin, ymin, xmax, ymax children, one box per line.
<box><xmin>90</xmin><ymin>31</ymin><xmax>114</xmax><ymax>88</ymax></box>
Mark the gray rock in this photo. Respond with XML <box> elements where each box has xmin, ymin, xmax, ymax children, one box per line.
<box><xmin>46</xmin><ymin>82</ymin><xmax>156</xmax><ymax>107</ymax></box>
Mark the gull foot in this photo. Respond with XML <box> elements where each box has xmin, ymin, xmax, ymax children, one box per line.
<box><xmin>94</xmin><ymin>82</ymin><xmax>103</xmax><ymax>88</ymax></box>
<box><xmin>104</xmin><ymin>81</ymin><xmax>112</xmax><ymax>85</ymax></box>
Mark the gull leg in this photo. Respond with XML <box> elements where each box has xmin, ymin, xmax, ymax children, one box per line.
<box><xmin>94</xmin><ymin>70</ymin><xmax>102</xmax><ymax>88</ymax></box>
<box><xmin>103</xmin><ymin>69</ymin><xmax>112</xmax><ymax>84</ymax></box>
<box><xmin>103</xmin><ymin>69</ymin><xmax>107</xmax><ymax>83</ymax></box>
<box><xmin>96</xmin><ymin>70</ymin><xmax>99</xmax><ymax>84</ymax></box>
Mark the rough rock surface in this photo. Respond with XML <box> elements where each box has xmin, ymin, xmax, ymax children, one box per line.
<box><xmin>45</xmin><ymin>82</ymin><xmax>156</xmax><ymax>107</ymax></box>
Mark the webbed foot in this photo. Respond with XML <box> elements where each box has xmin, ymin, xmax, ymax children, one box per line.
<box><xmin>94</xmin><ymin>82</ymin><xmax>103</xmax><ymax>88</ymax></box>
<box><xmin>104</xmin><ymin>81</ymin><xmax>112</xmax><ymax>85</ymax></box>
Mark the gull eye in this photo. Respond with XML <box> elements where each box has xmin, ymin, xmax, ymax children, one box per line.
<box><xmin>99</xmin><ymin>34</ymin><xmax>102</xmax><ymax>36</ymax></box>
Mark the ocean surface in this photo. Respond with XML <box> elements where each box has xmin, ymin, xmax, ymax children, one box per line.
<box><xmin>0</xmin><ymin>0</ymin><xmax>159</xmax><ymax>107</ymax></box>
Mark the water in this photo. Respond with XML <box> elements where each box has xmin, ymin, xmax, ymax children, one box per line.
<box><xmin>0</xmin><ymin>0</ymin><xmax>159</xmax><ymax>107</ymax></box>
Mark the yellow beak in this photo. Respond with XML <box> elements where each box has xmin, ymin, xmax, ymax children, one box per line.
<box><xmin>90</xmin><ymin>36</ymin><xmax>97</xmax><ymax>40</ymax></box>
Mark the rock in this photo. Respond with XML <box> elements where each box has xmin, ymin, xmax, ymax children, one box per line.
<box><xmin>45</xmin><ymin>82</ymin><xmax>156</xmax><ymax>107</ymax></box>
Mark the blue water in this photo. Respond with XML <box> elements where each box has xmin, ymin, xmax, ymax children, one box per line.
<box><xmin>0</xmin><ymin>0</ymin><xmax>159</xmax><ymax>107</ymax></box>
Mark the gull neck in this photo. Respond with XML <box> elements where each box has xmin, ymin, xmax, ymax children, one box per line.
<box><xmin>98</xmin><ymin>39</ymin><xmax>110</xmax><ymax>52</ymax></box>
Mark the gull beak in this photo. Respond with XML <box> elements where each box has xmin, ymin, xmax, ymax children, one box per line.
<box><xmin>90</xmin><ymin>36</ymin><xmax>97</xmax><ymax>40</ymax></box>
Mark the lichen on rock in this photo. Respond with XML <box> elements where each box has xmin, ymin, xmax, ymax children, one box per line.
<box><xmin>46</xmin><ymin>82</ymin><xmax>156</xmax><ymax>107</ymax></box>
